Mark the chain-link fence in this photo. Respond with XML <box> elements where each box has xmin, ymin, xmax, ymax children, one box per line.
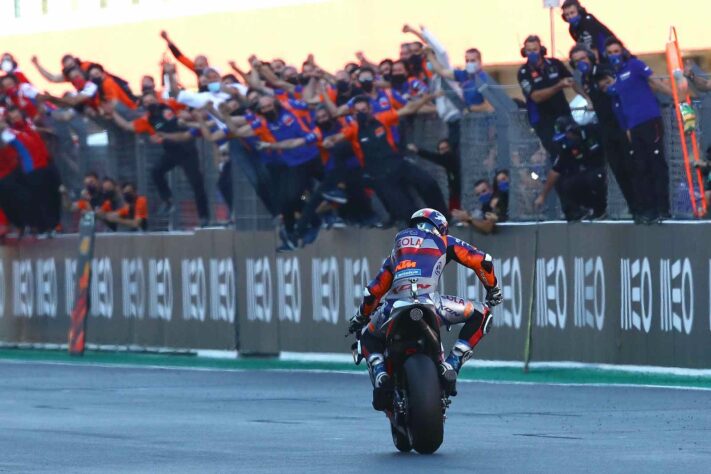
<box><xmin>48</xmin><ymin>88</ymin><xmax>711</xmax><ymax>232</ymax></box>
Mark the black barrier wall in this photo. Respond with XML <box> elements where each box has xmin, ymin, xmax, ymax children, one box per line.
<box><xmin>1</xmin><ymin>224</ymin><xmax>711</xmax><ymax>368</ymax></box>
<box><xmin>0</xmin><ymin>232</ymin><xmax>236</xmax><ymax>350</ymax></box>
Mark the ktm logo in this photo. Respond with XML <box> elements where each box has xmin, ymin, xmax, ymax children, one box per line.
<box><xmin>395</xmin><ymin>260</ymin><xmax>417</xmax><ymax>271</ymax></box>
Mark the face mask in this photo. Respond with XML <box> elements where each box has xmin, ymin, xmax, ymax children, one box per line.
<box><xmin>356</xmin><ymin>111</ymin><xmax>369</xmax><ymax>124</ymax></box>
<box><xmin>478</xmin><ymin>191</ymin><xmax>493</xmax><ymax>205</ymax></box>
<box><xmin>527</xmin><ymin>52</ymin><xmax>540</xmax><ymax>65</ymax></box>
<box><xmin>1</xmin><ymin>60</ymin><xmax>13</xmax><ymax>73</ymax></box>
<box><xmin>263</xmin><ymin>110</ymin><xmax>278</xmax><ymax>122</ymax></box>
<box><xmin>71</xmin><ymin>78</ymin><xmax>86</xmax><ymax>90</ymax></box>
<box><xmin>608</xmin><ymin>53</ymin><xmax>623</xmax><ymax>67</ymax></box>
<box><xmin>285</xmin><ymin>76</ymin><xmax>299</xmax><ymax>86</ymax></box>
<box><xmin>409</xmin><ymin>54</ymin><xmax>423</xmax><ymax>71</ymax></box>
<box><xmin>86</xmin><ymin>183</ymin><xmax>98</xmax><ymax>195</ymax></box>
<box><xmin>147</xmin><ymin>103</ymin><xmax>161</xmax><ymax>115</ymax></box>
<box><xmin>465</xmin><ymin>62</ymin><xmax>480</xmax><ymax>74</ymax></box>
<box><xmin>336</xmin><ymin>80</ymin><xmax>350</xmax><ymax>93</ymax></box>
<box><xmin>576</xmin><ymin>61</ymin><xmax>591</xmax><ymax>75</ymax></box>
<box><xmin>390</xmin><ymin>74</ymin><xmax>407</xmax><ymax>87</ymax></box>
<box><xmin>141</xmin><ymin>86</ymin><xmax>155</xmax><ymax>95</ymax></box>
<box><xmin>123</xmin><ymin>193</ymin><xmax>136</xmax><ymax>204</ymax></box>
<box><xmin>318</xmin><ymin>119</ymin><xmax>334</xmax><ymax>132</ymax></box>
<box><xmin>207</xmin><ymin>81</ymin><xmax>221</xmax><ymax>93</ymax></box>
<box><xmin>382</xmin><ymin>73</ymin><xmax>392</xmax><ymax>83</ymax></box>
<box><xmin>497</xmin><ymin>181</ymin><xmax>510</xmax><ymax>193</ymax></box>
<box><xmin>91</xmin><ymin>77</ymin><xmax>103</xmax><ymax>86</ymax></box>
<box><xmin>360</xmin><ymin>80</ymin><xmax>374</xmax><ymax>93</ymax></box>
<box><xmin>299</xmin><ymin>74</ymin><xmax>310</xmax><ymax>86</ymax></box>
<box><xmin>567</xmin><ymin>15</ymin><xmax>582</xmax><ymax>27</ymax></box>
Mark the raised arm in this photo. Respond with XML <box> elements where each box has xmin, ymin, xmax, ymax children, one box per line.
<box><xmin>254</xmin><ymin>58</ymin><xmax>295</xmax><ymax>94</ymax></box>
<box><xmin>402</xmin><ymin>24</ymin><xmax>428</xmax><ymax>46</ymax></box>
<box><xmin>228</xmin><ymin>60</ymin><xmax>252</xmax><ymax>85</ymax></box>
<box><xmin>30</xmin><ymin>56</ymin><xmax>65</xmax><ymax>83</ymax></box>
<box><xmin>354</xmin><ymin>51</ymin><xmax>378</xmax><ymax>71</ymax></box>
<box><xmin>160</xmin><ymin>30</ymin><xmax>196</xmax><ymax>71</ymax></box>
<box><xmin>424</xmin><ymin>48</ymin><xmax>454</xmax><ymax>80</ymax></box>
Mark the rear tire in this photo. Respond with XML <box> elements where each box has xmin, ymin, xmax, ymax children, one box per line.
<box><xmin>404</xmin><ymin>354</ymin><xmax>444</xmax><ymax>454</ymax></box>
<box><xmin>391</xmin><ymin>424</ymin><xmax>412</xmax><ymax>452</ymax></box>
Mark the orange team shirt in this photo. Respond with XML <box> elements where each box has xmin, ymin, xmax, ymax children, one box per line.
<box><xmin>100</xmin><ymin>77</ymin><xmax>137</xmax><ymax>110</ymax></box>
<box><xmin>74</xmin><ymin>199</ymin><xmax>92</xmax><ymax>212</ymax></box>
<box><xmin>340</xmin><ymin>109</ymin><xmax>400</xmax><ymax>159</ymax></box>
<box><xmin>117</xmin><ymin>196</ymin><xmax>148</xmax><ymax>220</ymax></box>
<box><xmin>99</xmin><ymin>200</ymin><xmax>116</xmax><ymax>213</ymax></box>
<box><xmin>132</xmin><ymin>116</ymin><xmax>156</xmax><ymax>135</ymax></box>
<box><xmin>374</xmin><ymin>109</ymin><xmax>400</xmax><ymax>150</ymax></box>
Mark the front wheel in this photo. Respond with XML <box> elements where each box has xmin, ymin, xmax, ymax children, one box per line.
<box><xmin>404</xmin><ymin>353</ymin><xmax>444</xmax><ymax>454</ymax></box>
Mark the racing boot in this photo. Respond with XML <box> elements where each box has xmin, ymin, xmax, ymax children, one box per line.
<box><xmin>367</xmin><ymin>354</ymin><xmax>392</xmax><ymax>411</ymax></box>
<box><xmin>439</xmin><ymin>340</ymin><xmax>473</xmax><ymax>397</ymax></box>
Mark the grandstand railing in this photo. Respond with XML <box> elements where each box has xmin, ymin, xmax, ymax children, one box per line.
<box><xmin>49</xmin><ymin>87</ymin><xmax>711</xmax><ymax>232</ymax></box>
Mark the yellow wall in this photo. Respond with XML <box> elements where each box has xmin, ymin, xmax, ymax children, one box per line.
<box><xmin>3</xmin><ymin>0</ymin><xmax>711</xmax><ymax>91</ymax></box>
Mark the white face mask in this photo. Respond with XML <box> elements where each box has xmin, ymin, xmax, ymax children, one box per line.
<box><xmin>1</xmin><ymin>60</ymin><xmax>13</xmax><ymax>73</ymax></box>
<box><xmin>465</xmin><ymin>61</ymin><xmax>480</xmax><ymax>74</ymax></box>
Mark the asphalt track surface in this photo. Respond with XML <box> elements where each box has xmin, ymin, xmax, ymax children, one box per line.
<box><xmin>1</xmin><ymin>361</ymin><xmax>710</xmax><ymax>473</ymax></box>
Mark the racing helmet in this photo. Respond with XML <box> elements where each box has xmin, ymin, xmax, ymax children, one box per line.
<box><xmin>409</xmin><ymin>208</ymin><xmax>448</xmax><ymax>236</ymax></box>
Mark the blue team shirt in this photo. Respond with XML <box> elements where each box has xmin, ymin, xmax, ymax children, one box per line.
<box><xmin>391</xmin><ymin>78</ymin><xmax>428</xmax><ymax>101</ymax></box>
<box><xmin>317</xmin><ymin>116</ymin><xmax>361</xmax><ymax>172</ymax></box>
<box><xmin>453</xmin><ymin>69</ymin><xmax>489</xmax><ymax>107</ymax></box>
<box><xmin>249</xmin><ymin>109</ymin><xmax>319</xmax><ymax>167</ymax></box>
<box><xmin>614</xmin><ymin>58</ymin><xmax>661</xmax><ymax>129</ymax></box>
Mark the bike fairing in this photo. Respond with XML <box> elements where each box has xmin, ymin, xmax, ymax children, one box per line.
<box><xmin>355</xmin><ymin>224</ymin><xmax>500</xmax><ymax>400</ymax></box>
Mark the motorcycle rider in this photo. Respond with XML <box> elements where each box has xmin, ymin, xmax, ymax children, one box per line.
<box><xmin>349</xmin><ymin>208</ymin><xmax>503</xmax><ymax>409</ymax></box>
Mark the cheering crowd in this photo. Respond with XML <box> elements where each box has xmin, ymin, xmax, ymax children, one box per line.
<box><xmin>0</xmin><ymin>0</ymin><xmax>705</xmax><ymax>246</ymax></box>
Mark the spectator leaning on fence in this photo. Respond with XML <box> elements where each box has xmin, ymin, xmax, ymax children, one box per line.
<box><xmin>517</xmin><ymin>35</ymin><xmax>576</xmax><ymax>157</ymax></box>
<box><xmin>534</xmin><ymin>116</ymin><xmax>607</xmax><ymax>221</ymax></box>
<box><xmin>425</xmin><ymin>46</ymin><xmax>494</xmax><ymax>113</ymax></box>
<box><xmin>406</xmin><ymin>139</ymin><xmax>461</xmax><ymax>211</ymax></box>
<box><xmin>604</xmin><ymin>37</ymin><xmax>672</xmax><ymax>224</ymax></box>
<box><xmin>569</xmin><ymin>44</ymin><xmax>637</xmax><ymax>215</ymax></box>
<box><xmin>96</xmin><ymin>182</ymin><xmax>148</xmax><ymax>231</ymax></box>
<box><xmin>450</xmin><ymin>171</ymin><xmax>509</xmax><ymax>235</ymax></box>
<box><xmin>109</xmin><ymin>86</ymin><xmax>210</xmax><ymax>226</ymax></box>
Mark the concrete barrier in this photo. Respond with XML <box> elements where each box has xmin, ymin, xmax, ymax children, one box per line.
<box><xmin>1</xmin><ymin>223</ymin><xmax>710</xmax><ymax>368</ymax></box>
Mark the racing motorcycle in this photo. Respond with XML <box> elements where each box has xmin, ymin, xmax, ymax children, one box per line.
<box><xmin>351</xmin><ymin>281</ymin><xmax>456</xmax><ymax>455</ymax></box>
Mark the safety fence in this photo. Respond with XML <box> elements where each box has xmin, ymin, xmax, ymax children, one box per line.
<box><xmin>1</xmin><ymin>223</ymin><xmax>710</xmax><ymax>368</ymax></box>
<box><xmin>47</xmin><ymin>88</ymin><xmax>711</xmax><ymax>233</ymax></box>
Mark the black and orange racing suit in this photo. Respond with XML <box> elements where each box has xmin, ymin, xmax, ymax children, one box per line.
<box><xmin>358</xmin><ymin>227</ymin><xmax>498</xmax><ymax>364</ymax></box>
